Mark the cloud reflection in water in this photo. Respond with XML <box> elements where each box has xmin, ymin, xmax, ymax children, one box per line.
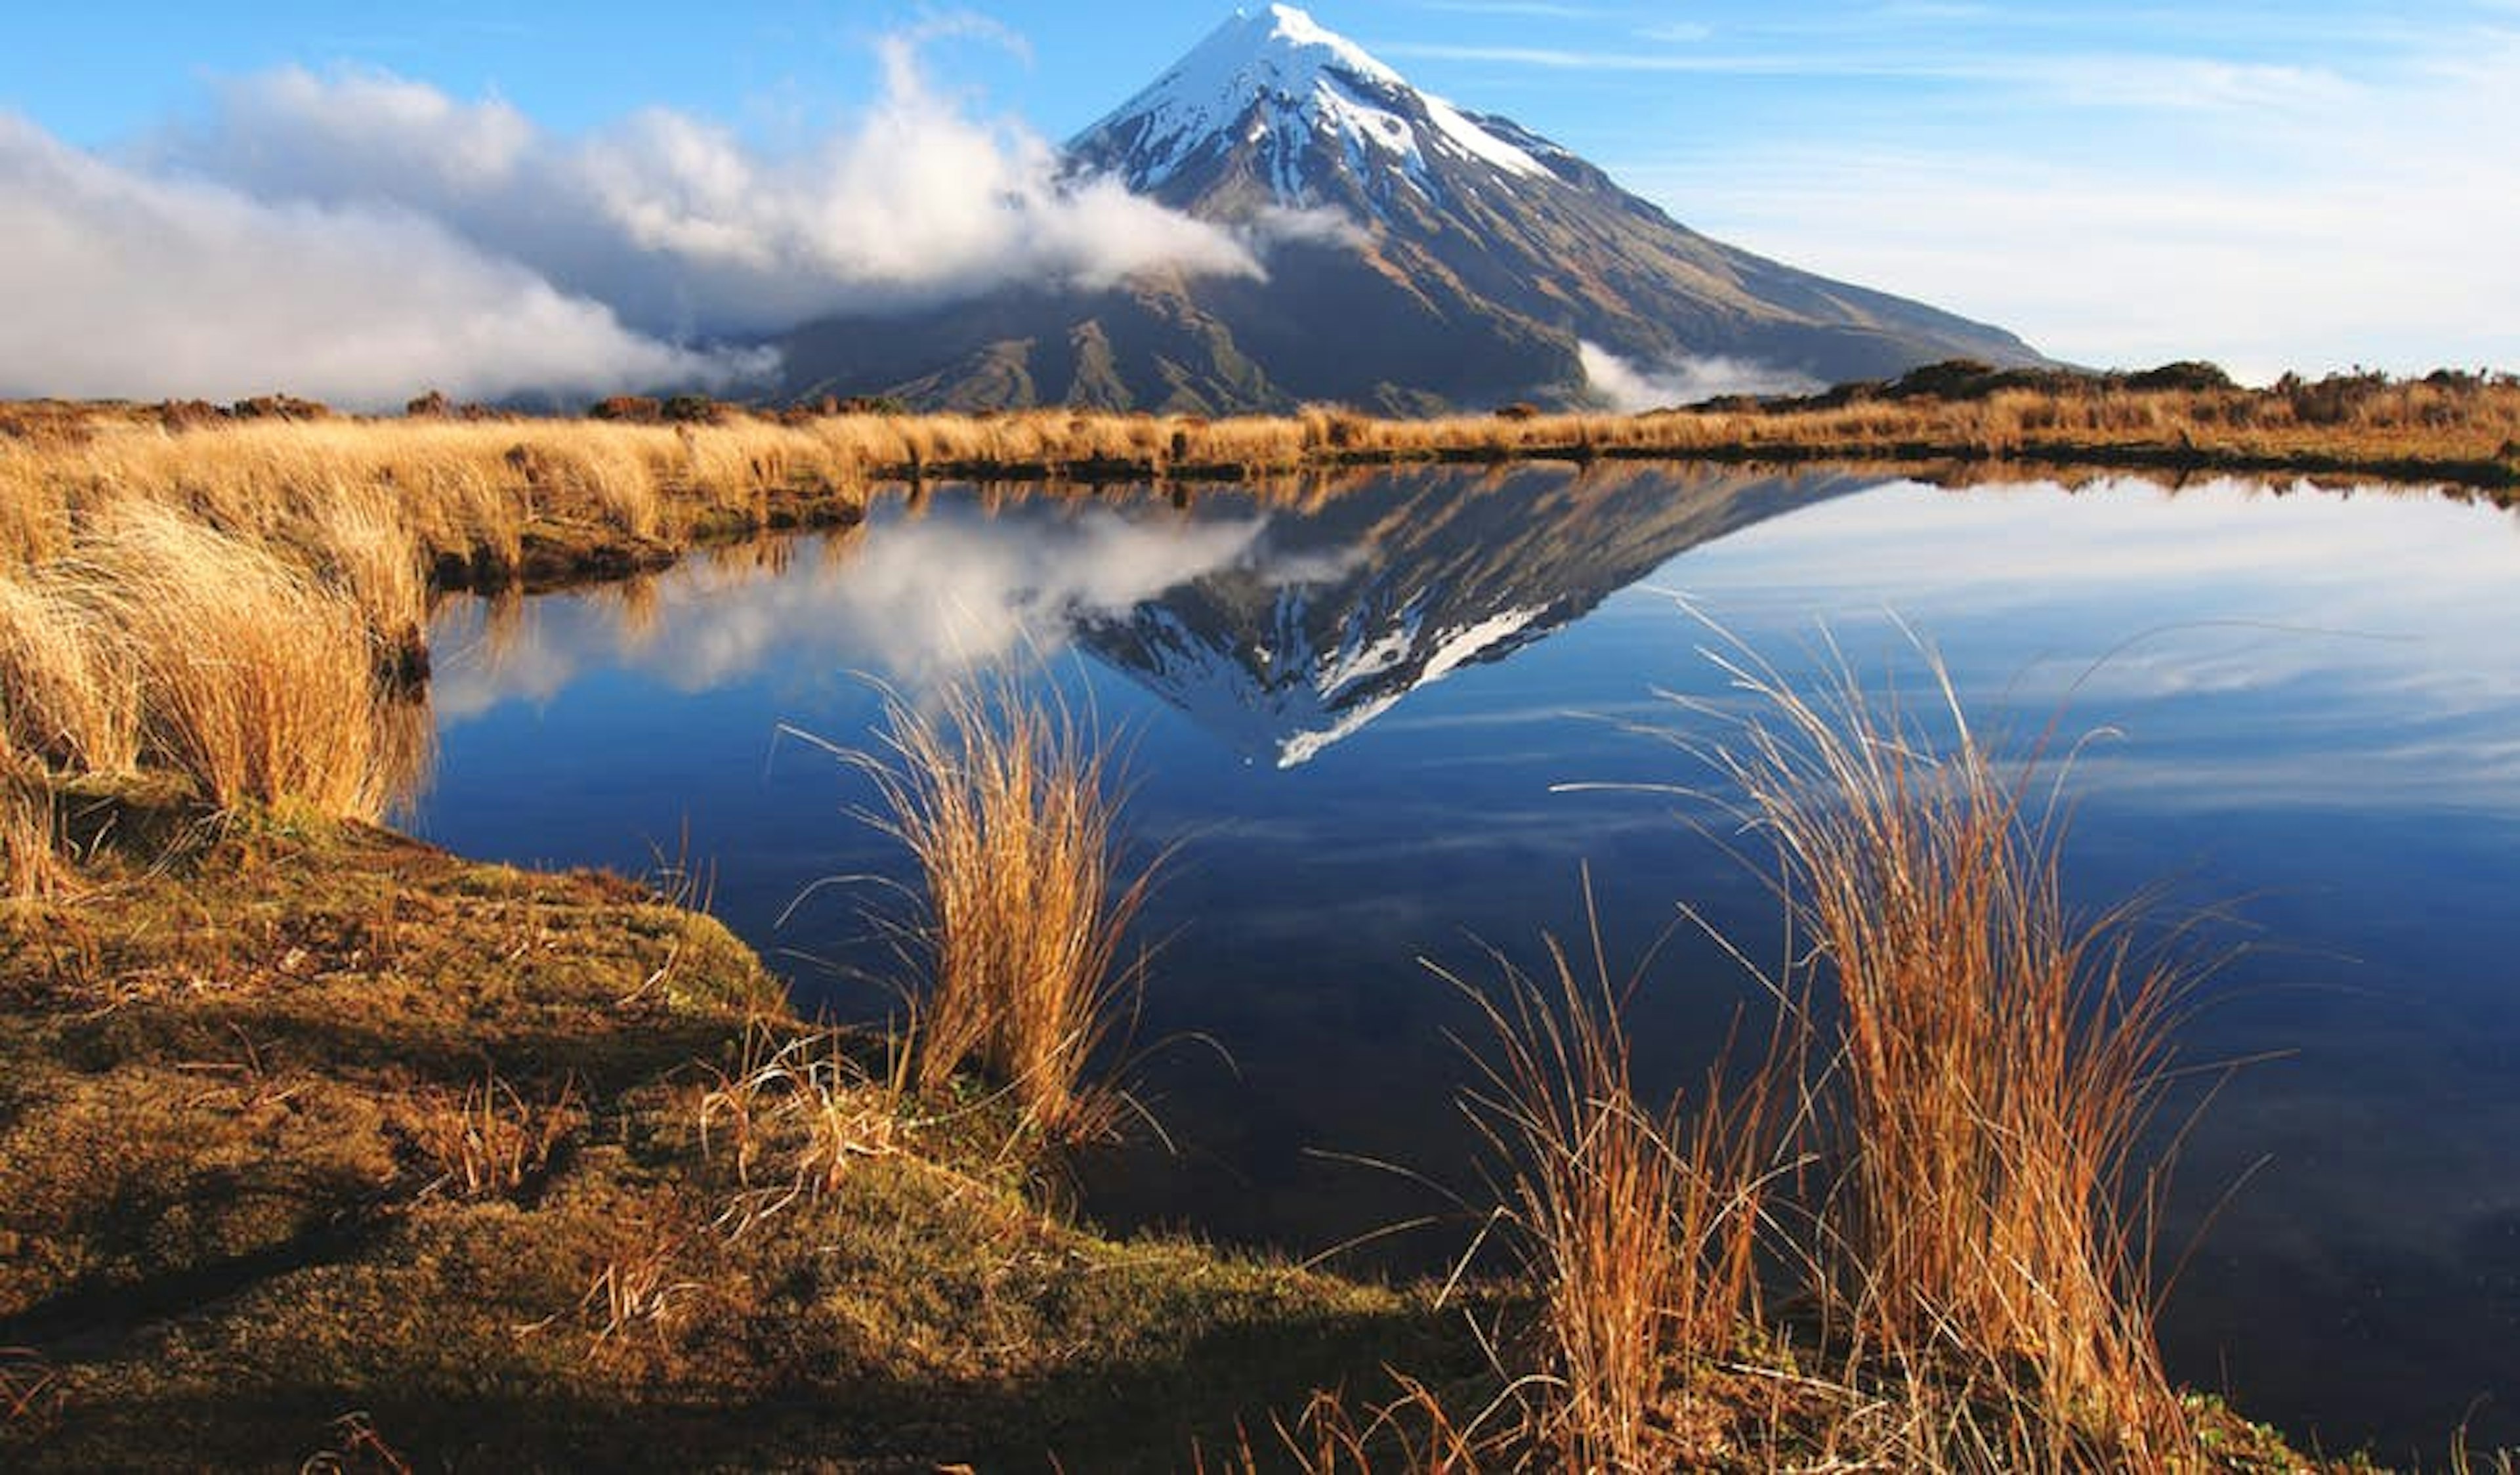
<box><xmin>432</xmin><ymin>499</ymin><xmax>1266</xmax><ymax>720</ymax></box>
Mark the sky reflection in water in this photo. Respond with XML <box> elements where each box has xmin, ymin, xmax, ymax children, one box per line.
<box><xmin>417</xmin><ymin>467</ymin><xmax>2520</xmax><ymax>1457</ymax></box>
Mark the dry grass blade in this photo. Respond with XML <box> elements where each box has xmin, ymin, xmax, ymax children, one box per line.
<box><xmin>408</xmin><ymin>1071</ymin><xmax>584</xmax><ymax>1200</ymax></box>
<box><xmin>826</xmin><ymin>673</ymin><xmax>1160</xmax><ymax>1142</ymax></box>
<box><xmin>1435</xmin><ymin>880</ymin><xmax>1789</xmax><ymax>1472</ymax></box>
<box><xmin>1234</xmin><ymin>1376</ymin><xmax>1517</xmax><ymax>1474</ymax></box>
<box><xmin>696</xmin><ymin>1021</ymin><xmax>902</xmax><ymax>1233</ymax></box>
<box><xmin>1</xmin><ymin>752</ymin><xmax>68</xmax><ymax>902</ymax></box>
<box><xmin>581</xmin><ymin>1235</ymin><xmax>703</xmax><ymax>1349</ymax></box>
<box><xmin>297</xmin><ymin>1411</ymin><xmax>413</xmax><ymax>1475</ymax></box>
<box><xmin>1</xmin><ymin>1347</ymin><xmax>58</xmax><ymax>1430</ymax></box>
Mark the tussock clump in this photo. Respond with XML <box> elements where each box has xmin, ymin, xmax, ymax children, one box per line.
<box><xmin>1466</xmin><ymin>942</ymin><xmax>1685</xmax><ymax>1467</ymax></box>
<box><xmin>0</xmin><ymin>487</ymin><xmax>431</xmax><ymax>826</ymax></box>
<box><xmin>697</xmin><ymin>1023</ymin><xmax>904</xmax><ymax>1233</ymax></box>
<box><xmin>292</xmin><ymin>476</ymin><xmax>429</xmax><ymax>662</ymax></box>
<box><xmin>408</xmin><ymin>1072</ymin><xmax>585</xmax><ymax>1201</ymax></box>
<box><xmin>832</xmin><ymin>677</ymin><xmax>1158</xmax><ymax>1142</ymax></box>
<box><xmin>87</xmin><ymin>505</ymin><xmax>417</xmax><ymax>821</ymax></box>
<box><xmin>1686</xmin><ymin>631</ymin><xmax>2198</xmax><ymax>1466</ymax></box>
<box><xmin>1437</xmin><ymin>889</ymin><xmax>1789</xmax><ymax>1472</ymax></box>
<box><xmin>0</xmin><ymin>568</ymin><xmax>143</xmax><ymax>775</ymax></box>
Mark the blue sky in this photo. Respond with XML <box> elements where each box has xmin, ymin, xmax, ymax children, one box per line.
<box><xmin>3</xmin><ymin>1</ymin><xmax>2515</xmax><ymax>400</ymax></box>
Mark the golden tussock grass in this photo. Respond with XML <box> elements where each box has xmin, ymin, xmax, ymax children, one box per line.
<box><xmin>1679</xmin><ymin>631</ymin><xmax>2198</xmax><ymax>1468</ymax></box>
<box><xmin>7</xmin><ymin>364</ymin><xmax>2509</xmax><ymax>603</ymax></box>
<box><xmin>1437</xmin><ymin>897</ymin><xmax>1788</xmax><ymax>1472</ymax></box>
<box><xmin>0</xmin><ymin>414</ymin><xmax>884</xmax><ymax>581</ymax></box>
<box><xmin>826</xmin><ymin>677</ymin><xmax>1158</xmax><ymax>1142</ymax></box>
<box><xmin>0</xmin><ymin>568</ymin><xmax>143</xmax><ymax>777</ymax></box>
<box><xmin>4</xmin><ymin>415</ymin><xmax>446</xmax><ymax>840</ymax></box>
<box><xmin>0</xmin><ymin>748</ymin><xmax>66</xmax><ymax>903</ymax></box>
<box><xmin>0</xmin><ymin>503</ymin><xmax>430</xmax><ymax>826</ymax></box>
<box><xmin>88</xmin><ymin>505</ymin><xmax>425</xmax><ymax>821</ymax></box>
<box><xmin>1339</xmin><ymin>637</ymin><xmax>2219</xmax><ymax>1470</ymax></box>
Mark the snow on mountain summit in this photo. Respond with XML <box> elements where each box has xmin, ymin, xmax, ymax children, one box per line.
<box><xmin>1077</xmin><ymin>4</ymin><xmax>1549</xmax><ymax>202</ymax></box>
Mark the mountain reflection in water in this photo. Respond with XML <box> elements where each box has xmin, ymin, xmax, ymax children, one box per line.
<box><xmin>419</xmin><ymin>465</ymin><xmax>2520</xmax><ymax>1458</ymax></box>
<box><xmin>432</xmin><ymin>461</ymin><xmax>1864</xmax><ymax>761</ymax></box>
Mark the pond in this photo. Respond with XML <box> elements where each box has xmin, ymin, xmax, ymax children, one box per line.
<box><xmin>414</xmin><ymin>461</ymin><xmax>2520</xmax><ymax>1458</ymax></box>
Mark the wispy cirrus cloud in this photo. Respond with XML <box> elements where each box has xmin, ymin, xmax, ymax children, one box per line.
<box><xmin>1384</xmin><ymin>41</ymin><xmax>2351</xmax><ymax>114</ymax></box>
<box><xmin>1402</xmin><ymin>3</ymin><xmax>2518</xmax><ymax>377</ymax></box>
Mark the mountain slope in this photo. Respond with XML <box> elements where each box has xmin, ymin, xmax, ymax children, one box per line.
<box><xmin>781</xmin><ymin>5</ymin><xmax>2040</xmax><ymax>413</ymax></box>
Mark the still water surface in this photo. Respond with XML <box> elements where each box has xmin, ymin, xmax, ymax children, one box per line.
<box><xmin>416</xmin><ymin>463</ymin><xmax>2520</xmax><ymax>1456</ymax></box>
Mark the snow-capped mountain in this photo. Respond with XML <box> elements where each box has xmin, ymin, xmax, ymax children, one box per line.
<box><xmin>1073</xmin><ymin>4</ymin><xmax>1558</xmax><ymax>203</ymax></box>
<box><xmin>1076</xmin><ymin>462</ymin><xmax>1874</xmax><ymax>766</ymax></box>
<box><xmin>780</xmin><ymin>6</ymin><xmax>2040</xmax><ymax>414</ymax></box>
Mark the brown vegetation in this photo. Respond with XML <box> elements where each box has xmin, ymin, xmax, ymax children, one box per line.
<box><xmin>831</xmin><ymin>679</ymin><xmax>1159</xmax><ymax>1141</ymax></box>
<box><xmin>1673</xmin><ymin>637</ymin><xmax>2202</xmax><ymax>1469</ymax></box>
<box><xmin>3</xmin><ymin>360</ymin><xmax>2512</xmax><ymax>595</ymax></box>
<box><xmin>0</xmin><ymin>799</ymin><xmax>1457</xmax><ymax>1472</ymax></box>
<box><xmin>696</xmin><ymin>1023</ymin><xmax>905</xmax><ymax>1232</ymax></box>
<box><xmin>0</xmin><ymin>758</ymin><xmax>62</xmax><ymax>902</ymax></box>
<box><xmin>0</xmin><ymin>505</ymin><xmax>427</xmax><ymax>830</ymax></box>
<box><xmin>408</xmin><ymin>1071</ymin><xmax>585</xmax><ymax>1201</ymax></box>
<box><xmin>1440</xmin><ymin>912</ymin><xmax>1784</xmax><ymax>1472</ymax></box>
<box><xmin>1376</xmin><ymin>639</ymin><xmax>2237</xmax><ymax>1471</ymax></box>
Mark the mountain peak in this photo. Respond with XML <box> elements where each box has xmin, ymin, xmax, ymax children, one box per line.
<box><xmin>1226</xmin><ymin>5</ymin><xmax>1403</xmax><ymax>90</ymax></box>
<box><xmin>1076</xmin><ymin>4</ymin><xmax>1552</xmax><ymax>200</ymax></box>
<box><xmin>788</xmin><ymin>7</ymin><xmax>2047</xmax><ymax>416</ymax></box>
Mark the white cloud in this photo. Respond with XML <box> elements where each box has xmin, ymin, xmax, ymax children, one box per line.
<box><xmin>1247</xmin><ymin>203</ymin><xmax>1374</xmax><ymax>251</ymax></box>
<box><xmin>151</xmin><ymin>39</ymin><xmax>1262</xmax><ymax>341</ymax></box>
<box><xmin>0</xmin><ymin>27</ymin><xmax>1267</xmax><ymax>408</ymax></box>
<box><xmin>1578</xmin><ymin>341</ymin><xmax>1820</xmax><ymax>410</ymax></box>
<box><xmin>0</xmin><ymin>112</ymin><xmax>753</xmax><ymax>407</ymax></box>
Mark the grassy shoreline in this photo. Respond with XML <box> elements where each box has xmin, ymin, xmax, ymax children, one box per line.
<box><xmin>0</xmin><ymin>784</ymin><xmax>2342</xmax><ymax>1471</ymax></box>
<box><xmin>7</xmin><ymin>374</ymin><xmax>2515</xmax><ymax>1465</ymax></box>
<box><xmin>5</xmin><ymin>359</ymin><xmax>2515</xmax><ymax>595</ymax></box>
<box><xmin>0</xmin><ymin>790</ymin><xmax>1484</xmax><ymax>1469</ymax></box>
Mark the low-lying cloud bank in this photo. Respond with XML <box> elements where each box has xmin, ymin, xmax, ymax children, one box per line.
<box><xmin>0</xmin><ymin>34</ymin><xmax>1265</xmax><ymax>409</ymax></box>
<box><xmin>1578</xmin><ymin>341</ymin><xmax>1822</xmax><ymax>412</ymax></box>
<box><xmin>0</xmin><ymin>114</ymin><xmax>759</xmax><ymax>408</ymax></box>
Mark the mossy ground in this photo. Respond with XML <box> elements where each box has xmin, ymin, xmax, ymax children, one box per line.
<box><xmin>0</xmin><ymin>794</ymin><xmax>1477</xmax><ymax>1470</ymax></box>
